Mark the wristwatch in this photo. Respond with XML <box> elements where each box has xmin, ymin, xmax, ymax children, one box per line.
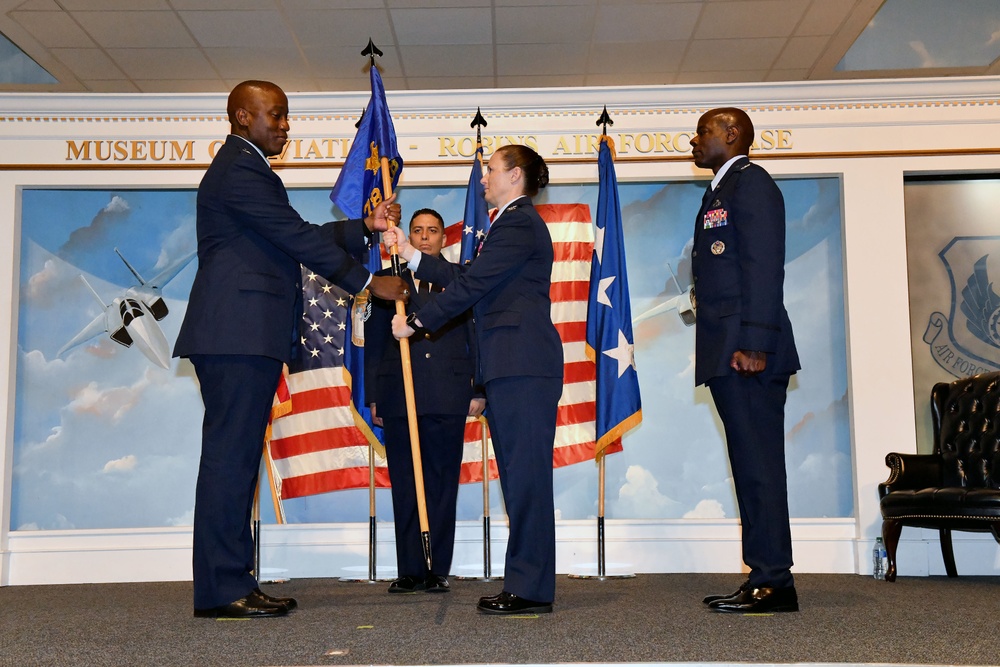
<box><xmin>405</xmin><ymin>312</ymin><xmax>424</xmax><ymax>333</ymax></box>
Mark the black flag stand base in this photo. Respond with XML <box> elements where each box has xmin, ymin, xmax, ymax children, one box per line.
<box><xmin>568</xmin><ymin>455</ymin><xmax>636</xmax><ymax>581</ymax></box>
<box><xmin>455</xmin><ymin>418</ymin><xmax>504</xmax><ymax>582</ymax></box>
<box><xmin>340</xmin><ymin>442</ymin><xmax>394</xmax><ymax>583</ymax></box>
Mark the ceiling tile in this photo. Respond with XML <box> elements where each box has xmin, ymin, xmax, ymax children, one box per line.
<box><xmin>387</xmin><ymin>0</ymin><xmax>491</xmax><ymax>6</ymax></box>
<box><xmin>594</xmin><ymin>3</ymin><xmax>701</xmax><ymax>42</ymax></box>
<box><xmin>71</xmin><ymin>11</ymin><xmax>196</xmax><ymax>48</ymax></box>
<box><xmin>171</xmin><ymin>0</ymin><xmax>273</xmax><ymax>8</ymax></box>
<box><xmin>80</xmin><ymin>78</ymin><xmax>140</xmax><ymax>91</ymax></box>
<box><xmin>586</xmin><ymin>71</ymin><xmax>675</xmax><ymax>86</ymax></box>
<box><xmin>282</xmin><ymin>9</ymin><xmax>393</xmax><ymax>47</ymax></box>
<box><xmin>10</xmin><ymin>10</ymin><xmax>95</xmax><ymax>48</ymax></box>
<box><xmin>495</xmin><ymin>5</ymin><xmax>597</xmax><ymax>44</ymax></box>
<box><xmin>59</xmin><ymin>0</ymin><xmax>171</xmax><ymax>9</ymax></box>
<box><xmin>48</xmin><ymin>47</ymin><xmax>125</xmax><ymax>79</ymax></box>
<box><xmin>796</xmin><ymin>0</ymin><xmax>857</xmax><ymax>36</ymax></box>
<box><xmin>13</xmin><ymin>1</ymin><xmax>64</xmax><ymax>9</ymax></box>
<box><xmin>405</xmin><ymin>76</ymin><xmax>497</xmax><ymax>90</ymax></box>
<box><xmin>682</xmin><ymin>37</ymin><xmax>786</xmax><ymax>71</ymax></box>
<box><xmin>134</xmin><ymin>79</ymin><xmax>227</xmax><ymax>92</ymax></box>
<box><xmin>694</xmin><ymin>0</ymin><xmax>809</xmax><ymax>39</ymax></box>
<box><xmin>302</xmin><ymin>45</ymin><xmax>401</xmax><ymax>80</ymax></box>
<box><xmin>107</xmin><ymin>47</ymin><xmax>216</xmax><ymax>79</ymax></box>
<box><xmin>202</xmin><ymin>47</ymin><xmax>307</xmax><ymax>81</ymax></box>
<box><xmin>398</xmin><ymin>44</ymin><xmax>494</xmax><ymax>77</ymax></box>
<box><xmin>0</xmin><ymin>0</ymin><xmax>971</xmax><ymax>93</ymax></box>
<box><xmin>588</xmin><ymin>40</ymin><xmax>688</xmax><ymax>73</ymax></box>
<box><xmin>390</xmin><ymin>7</ymin><xmax>493</xmax><ymax>46</ymax></box>
<box><xmin>496</xmin><ymin>44</ymin><xmax>590</xmax><ymax>76</ymax></box>
<box><xmin>773</xmin><ymin>35</ymin><xmax>827</xmax><ymax>69</ymax></box>
<box><xmin>494</xmin><ymin>0</ymin><xmax>596</xmax><ymax>5</ymax></box>
<box><xmin>673</xmin><ymin>69</ymin><xmax>770</xmax><ymax>84</ymax></box>
<box><xmin>495</xmin><ymin>74</ymin><xmax>589</xmax><ymax>87</ymax></box>
<box><xmin>765</xmin><ymin>68</ymin><xmax>810</xmax><ymax>81</ymax></box>
<box><xmin>178</xmin><ymin>11</ymin><xmax>295</xmax><ymax>48</ymax></box>
<box><xmin>310</xmin><ymin>77</ymin><xmax>380</xmax><ymax>92</ymax></box>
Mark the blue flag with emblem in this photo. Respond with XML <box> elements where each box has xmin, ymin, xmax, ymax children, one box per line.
<box><xmin>585</xmin><ymin>136</ymin><xmax>642</xmax><ymax>456</ymax></box>
<box><xmin>328</xmin><ymin>63</ymin><xmax>404</xmax><ymax>450</ymax></box>
<box><xmin>459</xmin><ymin>147</ymin><xmax>490</xmax><ymax>265</ymax></box>
<box><xmin>330</xmin><ymin>64</ymin><xmax>403</xmax><ymax>220</ymax></box>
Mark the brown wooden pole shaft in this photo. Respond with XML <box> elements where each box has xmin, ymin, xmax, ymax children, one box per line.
<box><xmin>380</xmin><ymin>156</ymin><xmax>432</xmax><ymax>568</ymax></box>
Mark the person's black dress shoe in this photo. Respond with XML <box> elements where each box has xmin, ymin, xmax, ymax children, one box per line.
<box><xmin>477</xmin><ymin>591</ymin><xmax>552</xmax><ymax>615</ymax></box>
<box><xmin>194</xmin><ymin>590</ymin><xmax>288</xmax><ymax>618</ymax></box>
<box><xmin>702</xmin><ymin>579</ymin><xmax>749</xmax><ymax>605</ymax></box>
<box><xmin>254</xmin><ymin>587</ymin><xmax>297</xmax><ymax>611</ymax></box>
<box><xmin>388</xmin><ymin>575</ymin><xmax>427</xmax><ymax>594</ymax></box>
<box><xmin>424</xmin><ymin>574</ymin><xmax>450</xmax><ymax>593</ymax></box>
<box><xmin>710</xmin><ymin>586</ymin><xmax>798</xmax><ymax>613</ymax></box>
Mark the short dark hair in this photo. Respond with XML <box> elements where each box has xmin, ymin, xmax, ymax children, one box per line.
<box><xmin>409</xmin><ymin>208</ymin><xmax>444</xmax><ymax>229</ymax></box>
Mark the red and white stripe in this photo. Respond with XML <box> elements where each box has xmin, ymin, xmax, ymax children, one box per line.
<box><xmin>268</xmin><ymin>203</ymin><xmax>608</xmax><ymax>498</ymax></box>
<box><xmin>268</xmin><ymin>367</ymin><xmax>390</xmax><ymax>499</ymax></box>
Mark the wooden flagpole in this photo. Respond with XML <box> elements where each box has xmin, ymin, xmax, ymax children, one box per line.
<box><xmin>381</xmin><ymin>155</ymin><xmax>433</xmax><ymax>572</ymax></box>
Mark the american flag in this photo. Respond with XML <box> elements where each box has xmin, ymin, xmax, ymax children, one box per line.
<box><xmin>267</xmin><ymin>202</ymin><xmax>614</xmax><ymax>498</ymax></box>
<box><xmin>448</xmin><ymin>202</ymin><xmax>621</xmax><ymax>482</ymax></box>
<box><xmin>267</xmin><ymin>270</ymin><xmax>389</xmax><ymax>499</ymax></box>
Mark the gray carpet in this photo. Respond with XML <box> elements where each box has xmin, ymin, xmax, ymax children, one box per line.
<box><xmin>0</xmin><ymin>573</ymin><xmax>996</xmax><ymax>666</ymax></box>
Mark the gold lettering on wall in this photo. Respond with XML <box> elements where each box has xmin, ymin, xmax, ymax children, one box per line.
<box><xmin>61</xmin><ymin>130</ymin><xmax>793</xmax><ymax>164</ymax></box>
<box><xmin>65</xmin><ymin>140</ymin><xmax>197</xmax><ymax>162</ymax></box>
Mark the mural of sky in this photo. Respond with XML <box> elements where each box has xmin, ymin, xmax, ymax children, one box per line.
<box><xmin>838</xmin><ymin>0</ymin><xmax>1000</xmax><ymax>71</ymax></box>
<box><xmin>0</xmin><ymin>33</ymin><xmax>55</xmax><ymax>84</ymax></box>
<box><xmin>11</xmin><ymin>175</ymin><xmax>850</xmax><ymax>533</ymax></box>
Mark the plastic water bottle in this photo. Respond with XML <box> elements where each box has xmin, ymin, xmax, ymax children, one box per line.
<box><xmin>872</xmin><ymin>537</ymin><xmax>887</xmax><ymax>580</ymax></box>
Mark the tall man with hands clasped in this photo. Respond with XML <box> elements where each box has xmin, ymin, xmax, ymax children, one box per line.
<box><xmin>688</xmin><ymin>107</ymin><xmax>801</xmax><ymax>614</ymax></box>
<box><xmin>174</xmin><ymin>80</ymin><xmax>408</xmax><ymax>619</ymax></box>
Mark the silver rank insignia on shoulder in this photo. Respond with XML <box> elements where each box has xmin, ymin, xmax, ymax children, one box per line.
<box><xmin>711</xmin><ymin>240</ymin><xmax>726</xmax><ymax>255</ymax></box>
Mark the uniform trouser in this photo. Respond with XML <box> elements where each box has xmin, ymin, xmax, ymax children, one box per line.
<box><xmin>708</xmin><ymin>372</ymin><xmax>794</xmax><ymax>589</ymax></box>
<box><xmin>383</xmin><ymin>414</ymin><xmax>466</xmax><ymax>577</ymax></box>
<box><xmin>189</xmin><ymin>354</ymin><xmax>282</xmax><ymax>609</ymax></box>
<box><xmin>484</xmin><ymin>375</ymin><xmax>563</xmax><ymax>603</ymax></box>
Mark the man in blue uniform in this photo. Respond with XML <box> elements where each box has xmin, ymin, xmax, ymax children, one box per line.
<box><xmin>365</xmin><ymin>209</ymin><xmax>484</xmax><ymax>594</ymax></box>
<box><xmin>688</xmin><ymin>107</ymin><xmax>801</xmax><ymax>613</ymax></box>
<box><xmin>174</xmin><ymin>80</ymin><xmax>407</xmax><ymax>619</ymax></box>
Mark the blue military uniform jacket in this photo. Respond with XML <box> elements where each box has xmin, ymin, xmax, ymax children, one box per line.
<box><xmin>412</xmin><ymin>197</ymin><xmax>564</xmax><ymax>385</ymax></box>
<box><xmin>364</xmin><ymin>262</ymin><xmax>480</xmax><ymax>418</ymax></box>
<box><xmin>174</xmin><ymin>135</ymin><xmax>371</xmax><ymax>363</ymax></box>
<box><xmin>692</xmin><ymin>156</ymin><xmax>800</xmax><ymax>386</ymax></box>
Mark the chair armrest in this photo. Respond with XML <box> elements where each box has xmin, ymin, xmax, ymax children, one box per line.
<box><xmin>878</xmin><ymin>452</ymin><xmax>943</xmax><ymax>497</ymax></box>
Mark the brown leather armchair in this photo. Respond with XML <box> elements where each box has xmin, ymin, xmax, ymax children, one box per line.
<box><xmin>878</xmin><ymin>371</ymin><xmax>1000</xmax><ymax>581</ymax></box>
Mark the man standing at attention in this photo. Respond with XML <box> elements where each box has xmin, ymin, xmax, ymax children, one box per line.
<box><xmin>689</xmin><ymin>107</ymin><xmax>801</xmax><ymax>613</ymax></box>
<box><xmin>174</xmin><ymin>80</ymin><xmax>407</xmax><ymax>619</ymax></box>
<box><xmin>365</xmin><ymin>208</ymin><xmax>485</xmax><ymax>595</ymax></box>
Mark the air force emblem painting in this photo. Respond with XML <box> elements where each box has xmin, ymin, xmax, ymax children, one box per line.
<box><xmin>924</xmin><ymin>237</ymin><xmax>1000</xmax><ymax>377</ymax></box>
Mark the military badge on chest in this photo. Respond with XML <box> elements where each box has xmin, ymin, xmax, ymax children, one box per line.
<box><xmin>703</xmin><ymin>206</ymin><xmax>728</xmax><ymax>229</ymax></box>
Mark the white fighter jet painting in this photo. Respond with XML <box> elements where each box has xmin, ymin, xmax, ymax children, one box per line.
<box><xmin>57</xmin><ymin>248</ymin><xmax>195</xmax><ymax>369</ymax></box>
<box><xmin>632</xmin><ymin>261</ymin><xmax>696</xmax><ymax>327</ymax></box>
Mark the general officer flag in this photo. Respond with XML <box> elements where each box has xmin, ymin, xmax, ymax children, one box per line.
<box><xmin>585</xmin><ymin>136</ymin><xmax>642</xmax><ymax>456</ymax></box>
<box><xmin>459</xmin><ymin>147</ymin><xmax>490</xmax><ymax>265</ymax></box>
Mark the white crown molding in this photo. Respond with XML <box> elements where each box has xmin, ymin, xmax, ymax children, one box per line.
<box><xmin>0</xmin><ymin>76</ymin><xmax>998</xmax><ymax>119</ymax></box>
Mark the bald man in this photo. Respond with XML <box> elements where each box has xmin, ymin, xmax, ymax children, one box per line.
<box><xmin>688</xmin><ymin>108</ymin><xmax>801</xmax><ymax>613</ymax></box>
<box><xmin>174</xmin><ymin>80</ymin><xmax>407</xmax><ymax>618</ymax></box>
